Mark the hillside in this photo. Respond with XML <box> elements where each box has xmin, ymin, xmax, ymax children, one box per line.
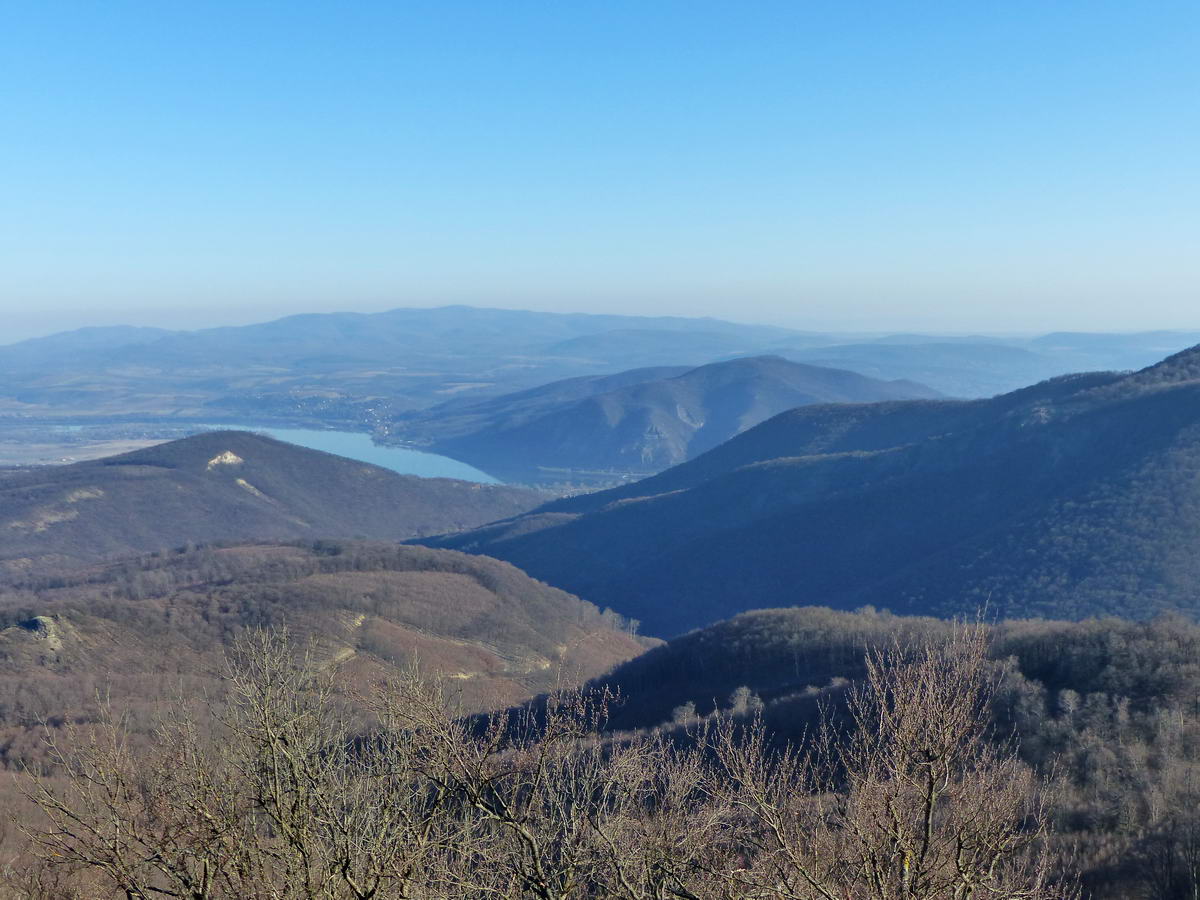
<box><xmin>587</xmin><ymin>604</ymin><xmax>1200</xmax><ymax>738</ymax></box>
<box><xmin>395</xmin><ymin>356</ymin><xmax>939</xmax><ymax>482</ymax></box>
<box><xmin>572</xmin><ymin>606</ymin><xmax>1200</xmax><ymax>897</ymax></box>
<box><xmin>0</xmin><ymin>325</ymin><xmax>175</xmax><ymax>370</ymax></box>
<box><xmin>394</xmin><ymin>364</ymin><xmax>693</xmax><ymax>445</ymax></box>
<box><xmin>0</xmin><ymin>431</ymin><xmax>541</xmax><ymax>576</ymax></box>
<box><xmin>0</xmin><ymin>308</ymin><xmax>798</xmax><ymax>375</ymax></box>
<box><xmin>424</xmin><ymin>345</ymin><xmax>1200</xmax><ymax>635</ymax></box>
<box><xmin>0</xmin><ymin>541</ymin><xmax>650</xmax><ymax>771</ymax></box>
<box><xmin>538</xmin><ymin>328</ymin><xmax>803</xmax><ymax>371</ymax></box>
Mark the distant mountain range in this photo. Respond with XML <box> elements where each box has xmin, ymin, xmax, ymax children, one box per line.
<box><xmin>0</xmin><ymin>309</ymin><xmax>795</xmax><ymax>373</ymax></box>
<box><xmin>424</xmin><ymin>344</ymin><xmax>1200</xmax><ymax>636</ymax></box>
<box><xmin>395</xmin><ymin>356</ymin><xmax>940</xmax><ymax>483</ymax></box>
<box><xmin>771</xmin><ymin>341</ymin><xmax>1060</xmax><ymax>398</ymax></box>
<box><xmin>771</xmin><ymin>330</ymin><xmax>1200</xmax><ymax>397</ymax></box>
<box><xmin>0</xmin><ymin>307</ymin><xmax>806</xmax><ymax>420</ymax></box>
<box><xmin>2</xmin><ymin>306</ymin><xmax>1198</xmax><ymax>427</ymax></box>
<box><xmin>0</xmin><ymin>431</ymin><xmax>541</xmax><ymax>576</ymax></box>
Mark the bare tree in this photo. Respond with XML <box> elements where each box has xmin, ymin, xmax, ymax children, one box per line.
<box><xmin>21</xmin><ymin>633</ymin><xmax>485</xmax><ymax>898</ymax></box>
<box><xmin>1138</xmin><ymin>757</ymin><xmax>1200</xmax><ymax>900</ymax></box>
<box><xmin>19</xmin><ymin>624</ymin><xmax>1074</xmax><ymax>899</ymax></box>
<box><xmin>376</xmin><ymin>672</ymin><xmax>736</xmax><ymax>899</ymax></box>
<box><xmin>711</xmin><ymin>623</ymin><xmax>1073</xmax><ymax>899</ymax></box>
<box><xmin>22</xmin><ymin>698</ymin><xmax>248</xmax><ymax>898</ymax></box>
<box><xmin>19</xmin><ymin>631</ymin><xmax>733</xmax><ymax>898</ymax></box>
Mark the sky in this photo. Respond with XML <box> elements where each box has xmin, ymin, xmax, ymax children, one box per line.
<box><xmin>2</xmin><ymin>1</ymin><xmax>1197</xmax><ymax>340</ymax></box>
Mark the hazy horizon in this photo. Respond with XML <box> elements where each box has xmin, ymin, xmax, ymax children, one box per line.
<box><xmin>4</xmin><ymin>2</ymin><xmax>1197</xmax><ymax>338</ymax></box>
<box><xmin>6</xmin><ymin>301</ymin><xmax>1200</xmax><ymax>348</ymax></box>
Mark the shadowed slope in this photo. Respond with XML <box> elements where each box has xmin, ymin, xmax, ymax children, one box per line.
<box><xmin>424</xmin><ymin>348</ymin><xmax>1200</xmax><ymax>635</ymax></box>
<box><xmin>399</xmin><ymin>356</ymin><xmax>938</xmax><ymax>482</ymax></box>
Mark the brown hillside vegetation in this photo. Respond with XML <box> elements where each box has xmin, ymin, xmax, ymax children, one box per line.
<box><xmin>0</xmin><ymin>540</ymin><xmax>649</xmax><ymax>779</ymax></box>
<box><xmin>12</xmin><ymin>626</ymin><xmax>1071</xmax><ymax>898</ymax></box>
<box><xmin>579</xmin><ymin>605</ymin><xmax>1200</xmax><ymax>898</ymax></box>
<box><xmin>0</xmin><ymin>431</ymin><xmax>542</xmax><ymax>576</ymax></box>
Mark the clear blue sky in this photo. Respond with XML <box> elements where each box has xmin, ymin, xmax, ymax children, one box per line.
<box><xmin>2</xmin><ymin>1</ymin><xmax>1197</xmax><ymax>339</ymax></box>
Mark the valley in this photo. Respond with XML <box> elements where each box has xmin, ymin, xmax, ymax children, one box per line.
<box><xmin>3</xmin><ymin>309</ymin><xmax>1200</xmax><ymax>898</ymax></box>
<box><xmin>8</xmin><ymin>6</ymin><xmax>1194</xmax><ymax>892</ymax></box>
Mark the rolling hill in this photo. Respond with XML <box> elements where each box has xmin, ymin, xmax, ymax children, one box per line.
<box><xmin>395</xmin><ymin>356</ymin><xmax>939</xmax><ymax>483</ymax></box>
<box><xmin>0</xmin><ymin>431</ymin><xmax>542</xmax><ymax>576</ymax></box>
<box><xmin>394</xmin><ymin>364</ymin><xmax>693</xmax><ymax>445</ymax></box>
<box><xmin>0</xmin><ymin>308</ymin><xmax>799</xmax><ymax>374</ymax></box>
<box><xmin>0</xmin><ymin>541</ymin><xmax>651</xmax><ymax>772</ymax></box>
<box><xmin>423</xmin><ymin>345</ymin><xmax>1200</xmax><ymax>636</ymax></box>
<box><xmin>582</xmin><ymin>605</ymin><xmax>1196</xmax><ymax>737</ymax></box>
<box><xmin>565</xmin><ymin>604</ymin><xmax>1200</xmax><ymax>897</ymax></box>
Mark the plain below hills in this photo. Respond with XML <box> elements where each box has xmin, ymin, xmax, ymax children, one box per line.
<box><xmin>423</xmin><ymin>344</ymin><xmax>1200</xmax><ymax>636</ymax></box>
<box><xmin>393</xmin><ymin>356</ymin><xmax>940</xmax><ymax>483</ymax></box>
<box><xmin>0</xmin><ymin>431</ymin><xmax>542</xmax><ymax>577</ymax></box>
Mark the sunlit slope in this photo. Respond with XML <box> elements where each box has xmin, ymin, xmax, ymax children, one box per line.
<box><xmin>0</xmin><ymin>431</ymin><xmax>541</xmax><ymax>576</ymax></box>
<box><xmin>0</xmin><ymin>541</ymin><xmax>651</xmax><ymax>773</ymax></box>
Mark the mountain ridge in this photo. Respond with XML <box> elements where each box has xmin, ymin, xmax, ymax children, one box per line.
<box><xmin>422</xmin><ymin>346</ymin><xmax>1200</xmax><ymax>635</ymax></box>
<box><xmin>395</xmin><ymin>355</ymin><xmax>940</xmax><ymax>482</ymax></box>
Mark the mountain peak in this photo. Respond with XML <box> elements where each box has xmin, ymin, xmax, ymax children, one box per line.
<box><xmin>401</xmin><ymin>357</ymin><xmax>938</xmax><ymax>483</ymax></box>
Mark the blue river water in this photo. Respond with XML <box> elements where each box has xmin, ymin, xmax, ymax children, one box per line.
<box><xmin>200</xmin><ymin>425</ymin><xmax>501</xmax><ymax>484</ymax></box>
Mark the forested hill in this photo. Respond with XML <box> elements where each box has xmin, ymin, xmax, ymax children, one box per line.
<box><xmin>390</xmin><ymin>364</ymin><xmax>694</xmax><ymax>456</ymax></box>
<box><xmin>573</xmin><ymin>606</ymin><xmax>1200</xmax><ymax>897</ymax></box>
<box><xmin>424</xmin><ymin>345</ymin><xmax>1200</xmax><ymax>635</ymax></box>
<box><xmin>395</xmin><ymin>355</ymin><xmax>939</xmax><ymax>482</ymax></box>
<box><xmin>0</xmin><ymin>541</ymin><xmax>650</xmax><ymax>768</ymax></box>
<box><xmin>0</xmin><ymin>431</ymin><xmax>542</xmax><ymax>576</ymax></box>
<box><xmin>546</xmin><ymin>368</ymin><xmax>1125</xmax><ymax>514</ymax></box>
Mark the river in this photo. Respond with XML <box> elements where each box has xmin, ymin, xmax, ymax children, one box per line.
<box><xmin>199</xmin><ymin>425</ymin><xmax>501</xmax><ymax>483</ymax></box>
